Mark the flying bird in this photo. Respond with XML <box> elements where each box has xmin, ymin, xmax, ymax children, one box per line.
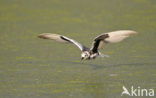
<box><xmin>38</xmin><ymin>30</ymin><xmax>137</xmax><ymax>60</ymax></box>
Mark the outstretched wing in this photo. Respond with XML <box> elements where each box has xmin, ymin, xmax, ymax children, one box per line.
<box><xmin>90</xmin><ymin>33</ymin><xmax>109</xmax><ymax>53</ymax></box>
<box><xmin>38</xmin><ymin>33</ymin><xmax>89</xmax><ymax>51</ymax></box>
<box><xmin>90</xmin><ymin>30</ymin><xmax>137</xmax><ymax>53</ymax></box>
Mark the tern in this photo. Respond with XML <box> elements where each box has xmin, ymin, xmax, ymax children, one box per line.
<box><xmin>38</xmin><ymin>30</ymin><xmax>137</xmax><ymax>60</ymax></box>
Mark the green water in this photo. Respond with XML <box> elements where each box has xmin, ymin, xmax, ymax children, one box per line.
<box><xmin>0</xmin><ymin>0</ymin><xmax>156</xmax><ymax>98</ymax></box>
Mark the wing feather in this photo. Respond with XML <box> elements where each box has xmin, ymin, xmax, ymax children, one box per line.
<box><xmin>90</xmin><ymin>34</ymin><xmax>109</xmax><ymax>53</ymax></box>
<box><xmin>38</xmin><ymin>33</ymin><xmax>88</xmax><ymax>51</ymax></box>
<box><xmin>90</xmin><ymin>30</ymin><xmax>137</xmax><ymax>53</ymax></box>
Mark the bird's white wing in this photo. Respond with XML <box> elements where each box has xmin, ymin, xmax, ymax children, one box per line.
<box><xmin>90</xmin><ymin>30</ymin><xmax>137</xmax><ymax>53</ymax></box>
<box><xmin>104</xmin><ymin>30</ymin><xmax>137</xmax><ymax>43</ymax></box>
<box><xmin>38</xmin><ymin>33</ymin><xmax>88</xmax><ymax>51</ymax></box>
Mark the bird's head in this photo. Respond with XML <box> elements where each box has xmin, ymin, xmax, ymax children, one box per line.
<box><xmin>81</xmin><ymin>51</ymin><xmax>90</xmax><ymax>60</ymax></box>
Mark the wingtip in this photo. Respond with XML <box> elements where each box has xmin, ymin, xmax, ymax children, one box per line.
<box><xmin>129</xmin><ymin>30</ymin><xmax>138</xmax><ymax>35</ymax></box>
<box><xmin>130</xmin><ymin>30</ymin><xmax>138</xmax><ymax>35</ymax></box>
<box><xmin>38</xmin><ymin>34</ymin><xmax>41</xmax><ymax>38</ymax></box>
<box><xmin>134</xmin><ymin>31</ymin><xmax>138</xmax><ymax>34</ymax></box>
<box><xmin>38</xmin><ymin>34</ymin><xmax>48</xmax><ymax>39</ymax></box>
<box><xmin>38</xmin><ymin>34</ymin><xmax>45</xmax><ymax>39</ymax></box>
<box><xmin>38</xmin><ymin>33</ymin><xmax>52</xmax><ymax>39</ymax></box>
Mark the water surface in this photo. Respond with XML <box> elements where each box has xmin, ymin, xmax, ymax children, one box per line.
<box><xmin>0</xmin><ymin>0</ymin><xmax>156</xmax><ymax>98</ymax></box>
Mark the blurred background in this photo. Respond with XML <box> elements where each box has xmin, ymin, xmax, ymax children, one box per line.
<box><xmin>0</xmin><ymin>0</ymin><xmax>156</xmax><ymax>98</ymax></box>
